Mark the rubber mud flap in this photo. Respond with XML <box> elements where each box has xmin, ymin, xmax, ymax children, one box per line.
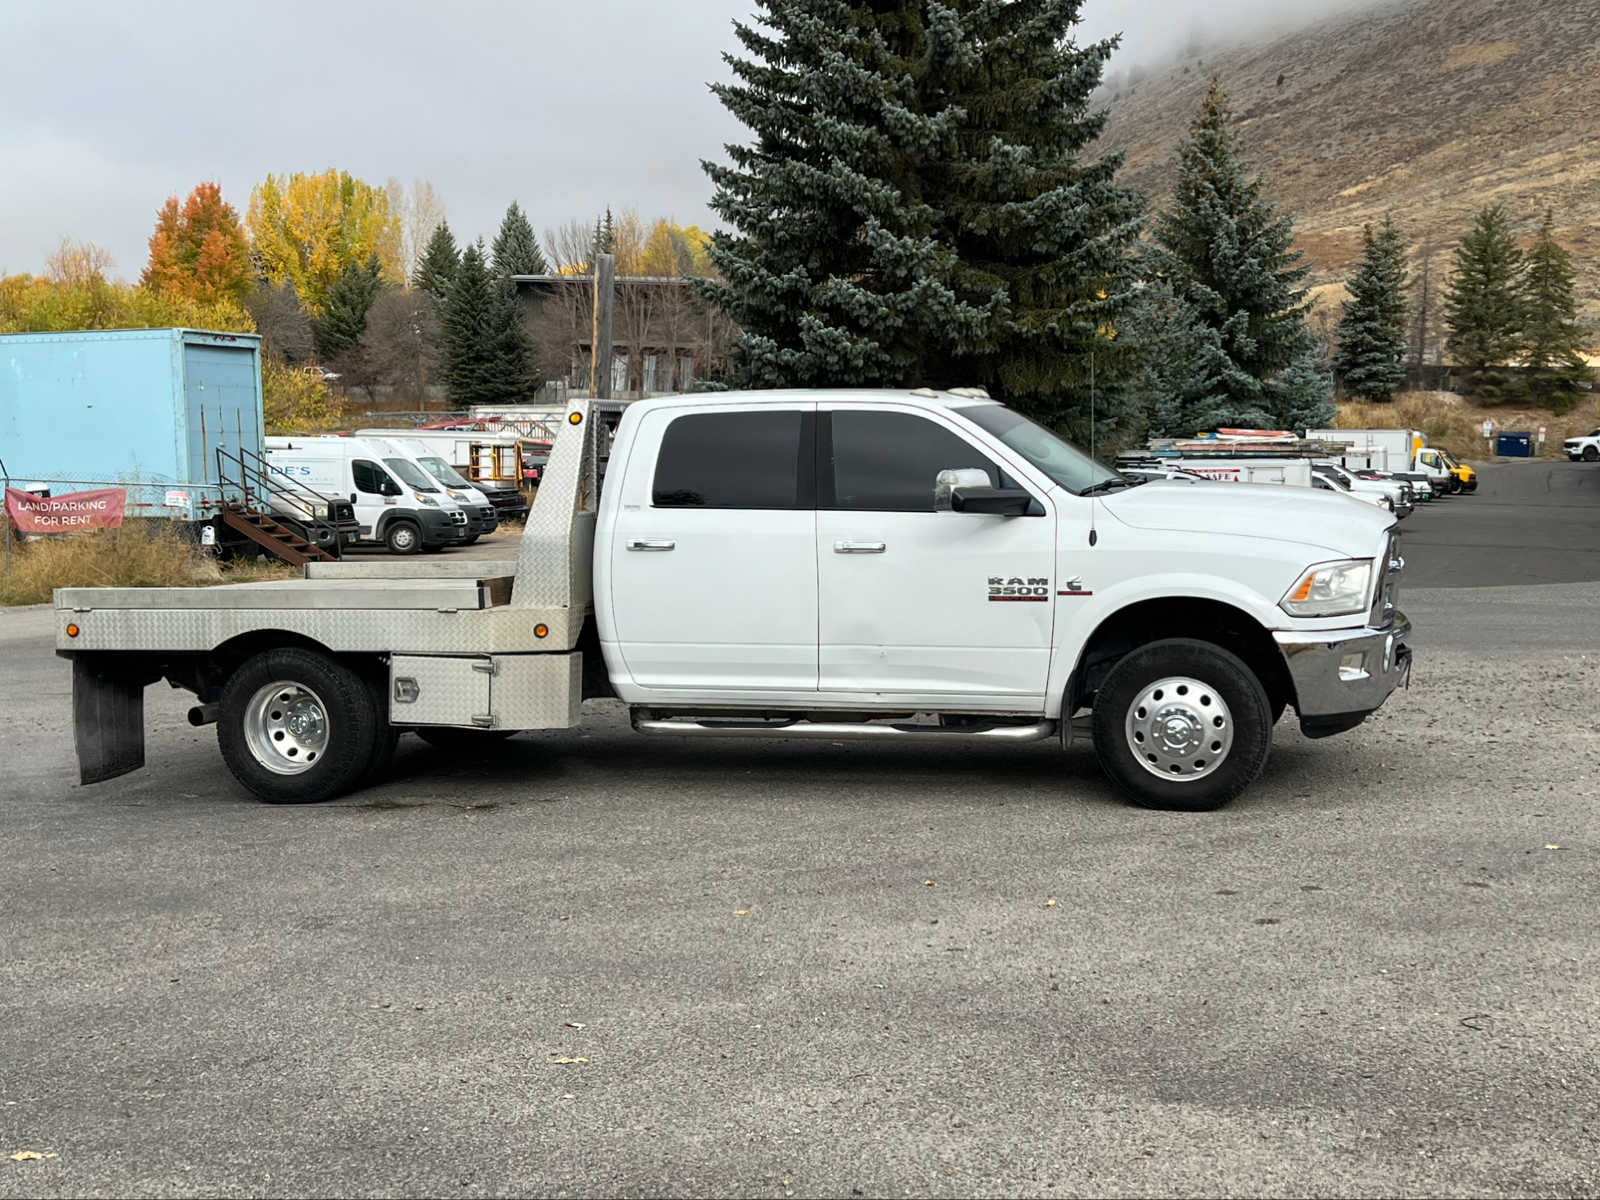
<box><xmin>73</xmin><ymin>655</ymin><xmax>148</xmax><ymax>784</ymax></box>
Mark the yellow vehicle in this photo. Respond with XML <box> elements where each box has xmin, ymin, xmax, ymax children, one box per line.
<box><xmin>1441</xmin><ymin>450</ymin><xmax>1477</xmax><ymax>493</ymax></box>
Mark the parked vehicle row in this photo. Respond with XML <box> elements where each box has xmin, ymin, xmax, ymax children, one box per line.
<box><xmin>265</xmin><ymin>435</ymin><xmax>497</xmax><ymax>554</ymax></box>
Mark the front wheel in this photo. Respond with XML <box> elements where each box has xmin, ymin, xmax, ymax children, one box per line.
<box><xmin>384</xmin><ymin>519</ymin><xmax>421</xmax><ymax>555</ymax></box>
<box><xmin>1091</xmin><ymin>639</ymin><xmax>1273</xmax><ymax>812</ymax></box>
<box><xmin>1584</xmin><ymin>447</ymin><xmax>1599</xmax><ymax>463</ymax></box>
<box><xmin>218</xmin><ymin>648</ymin><xmax>379</xmax><ymax>803</ymax></box>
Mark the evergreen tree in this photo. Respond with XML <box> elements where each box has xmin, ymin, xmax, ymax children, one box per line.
<box><xmin>700</xmin><ymin>1</ymin><xmax>986</xmax><ymax>388</ymax></box>
<box><xmin>1125</xmin><ymin>277</ymin><xmax>1251</xmax><ymax>437</ymax></box>
<box><xmin>593</xmin><ymin>209</ymin><xmax>616</xmax><ymax>259</ymax></box>
<box><xmin>1522</xmin><ymin>210</ymin><xmax>1595</xmax><ymax>410</ymax></box>
<box><xmin>442</xmin><ymin>241</ymin><xmax>496</xmax><ymax>405</ymax></box>
<box><xmin>1271</xmin><ymin>332</ymin><xmax>1337</xmax><ymax>431</ymax></box>
<box><xmin>1151</xmin><ymin>79</ymin><xmax>1316</xmax><ymax>427</ymax></box>
<box><xmin>412</xmin><ymin>221</ymin><xmax>461</xmax><ymax>305</ymax></box>
<box><xmin>1333</xmin><ymin>217</ymin><xmax>1409</xmax><ymax>402</ymax></box>
<box><xmin>1444</xmin><ymin>205</ymin><xmax>1525</xmax><ymax>402</ymax></box>
<box><xmin>701</xmin><ymin>0</ymin><xmax>1141</xmax><ymax>424</ymax></box>
<box><xmin>492</xmin><ymin>202</ymin><xmax>548</xmax><ymax>277</ymax></box>
<box><xmin>918</xmin><ymin>0</ymin><xmax>1147</xmax><ymax>441</ymax></box>
<box><xmin>313</xmin><ymin>254</ymin><xmax>384</xmax><ymax>358</ymax></box>
<box><xmin>484</xmin><ymin>277</ymin><xmax>536</xmax><ymax>402</ymax></box>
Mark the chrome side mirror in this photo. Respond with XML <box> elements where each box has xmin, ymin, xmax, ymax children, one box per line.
<box><xmin>935</xmin><ymin>468</ymin><xmax>991</xmax><ymax>512</ymax></box>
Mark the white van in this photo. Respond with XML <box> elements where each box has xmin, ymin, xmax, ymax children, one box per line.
<box><xmin>356</xmin><ymin>428</ymin><xmax>530</xmax><ymax>521</ymax></box>
<box><xmin>265</xmin><ymin>436</ymin><xmax>469</xmax><ymax>554</ymax></box>
<box><xmin>357</xmin><ymin>435</ymin><xmax>499</xmax><ymax>544</ymax></box>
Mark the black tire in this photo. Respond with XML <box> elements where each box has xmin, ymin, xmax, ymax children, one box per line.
<box><xmin>1584</xmin><ymin>447</ymin><xmax>1598</xmax><ymax>462</ymax></box>
<box><xmin>1091</xmin><ymin>639</ymin><xmax>1273</xmax><ymax>812</ymax></box>
<box><xmin>217</xmin><ymin>648</ymin><xmax>379</xmax><ymax>804</ymax></box>
<box><xmin>384</xmin><ymin>519</ymin><xmax>422</xmax><ymax>555</ymax></box>
<box><xmin>414</xmin><ymin>727</ymin><xmax>518</xmax><ymax>751</ymax></box>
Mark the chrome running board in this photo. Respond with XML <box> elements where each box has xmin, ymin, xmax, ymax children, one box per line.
<box><xmin>631</xmin><ymin>716</ymin><xmax>1058</xmax><ymax>743</ymax></box>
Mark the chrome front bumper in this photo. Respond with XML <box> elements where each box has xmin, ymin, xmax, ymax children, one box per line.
<box><xmin>1274</xmin><ymin>613</ymin><xmax>1412</xmax><ymax>737</ymax></box>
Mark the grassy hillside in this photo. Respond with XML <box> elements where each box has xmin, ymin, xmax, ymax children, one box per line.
<box><xmin>1096</xmin><ymin>0</ymin><xmax>1600</xmax><ymax>339</ymax></box>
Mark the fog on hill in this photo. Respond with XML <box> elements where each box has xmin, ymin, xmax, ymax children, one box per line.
<box><xmin>1084</xmin><ymin>0</ymin><xmax>1389</xmax><ymax>77</ymax></box>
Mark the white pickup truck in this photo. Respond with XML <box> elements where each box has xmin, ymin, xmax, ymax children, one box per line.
<box><xmin>57</xmin><ymin>390</ymin><xmax>1412</xmax><ymax>812</ymax></box>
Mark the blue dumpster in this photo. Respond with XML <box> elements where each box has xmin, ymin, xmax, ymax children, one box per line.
<box><xmin>1496</xmin><ymin>431</ymin><xmax>1533</xmax><ymax>458</ymax></box>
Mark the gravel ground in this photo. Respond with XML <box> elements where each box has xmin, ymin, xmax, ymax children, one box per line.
<box><xmin>1</xmin><ymin>464</ymin><xmax>1597</xmax><ymax>1198</ymax></box>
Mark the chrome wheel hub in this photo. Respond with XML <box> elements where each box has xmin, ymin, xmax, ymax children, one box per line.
<box><xmin>243</xmin><ymin>681</ymin><xmax>330</xmax><ymax>776</ymax></box>
<box><xmin>1125</xmin><ymin>676</ymin><xmax>1233</xmax><ymax>783</ymax></box>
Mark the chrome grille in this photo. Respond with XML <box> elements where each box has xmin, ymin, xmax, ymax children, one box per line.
<box><xmin>1369</xmin><ymin>531</ymin><xmax>1402</xmax><ymax>628</ymax></box>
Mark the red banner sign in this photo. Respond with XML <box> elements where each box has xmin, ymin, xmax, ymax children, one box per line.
<box><xmin>4</xmin><ymin>487</ymin><xmax>127</xmax><ymax>533</ymax></box>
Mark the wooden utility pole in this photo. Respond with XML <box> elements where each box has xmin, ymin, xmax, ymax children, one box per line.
<box><xmin>589</xmin><ymin>252</ymin><xmax>616</xmax><ymax>399</ymax></box>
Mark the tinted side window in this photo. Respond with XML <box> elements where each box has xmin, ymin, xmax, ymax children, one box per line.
<box><xmin>827</xmin><ymin>410</ymin><xmax>1001</xmax><ymax>512</ymax></box>
<box><xmin>652</xmin><ymin>411</ymin><xmax>806</xmax><ymax>509</ymax></box>
<box><xmin>352</xmin><ymin>460</ymin><xmax>388</xmax><ymax>494</ymax></box>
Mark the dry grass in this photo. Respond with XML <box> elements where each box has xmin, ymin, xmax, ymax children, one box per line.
<box><xmin>0</xmin><ymin>522</ymin><xmax>297</xmax><ymax>608</ymax></box>
<box><xmin>1336</xmin><ymin>391</ymin><xmax>1600</xmax><ymax>458</ymax></box>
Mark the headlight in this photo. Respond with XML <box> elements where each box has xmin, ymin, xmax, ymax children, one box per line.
<box><xmin>310</xmin><ymin>503</ymin><xmax>329</xmax><ymax>519</ymax></box>
<box><xmin>449</xmin><ymin>490</ymin><xmax>468</xmax><ymax>502</ymax></box>
<box><xmin>1280</xmin><ymin>560</ymin><xmax>1373</xmax><ymax>618</ymax></box>
<box><xmin>415</xmin><ymin>493</ymin><xmax>438</xmax><ymax>506</ymax></box>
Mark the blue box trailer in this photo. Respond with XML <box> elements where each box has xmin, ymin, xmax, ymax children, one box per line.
<box><xmin>0</xmin><ymin>328</ymin><xmax>263</xmax><ymax>522</ymax></box>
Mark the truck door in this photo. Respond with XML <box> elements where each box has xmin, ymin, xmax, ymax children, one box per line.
<box><xmin>607</xmin><ymin>404</ymin><xmax>818</xmax><ymax>692</ymax></box>
<box><xmin>815</xmin><ymin>406</ymin><xmax>1056</xmax><ymax>701</ymax></box>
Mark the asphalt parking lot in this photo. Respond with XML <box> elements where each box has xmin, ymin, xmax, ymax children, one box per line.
<box><xmin>2</xmin><ymin>461</ymin><xmax>1597</xmax><ymax>1198</ymax></box>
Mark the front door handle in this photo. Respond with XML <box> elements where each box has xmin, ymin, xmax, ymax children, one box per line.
<box><xmin>834</xmin><ymin>540</ymin><xmax>886</xmax><ymax>554</ymax></box>
<box><xmin>627</xmin><ymin>538</ymin><xmax>676</xmax><ymax>552</ymax></box>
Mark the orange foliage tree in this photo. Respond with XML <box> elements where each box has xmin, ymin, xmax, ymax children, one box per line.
<box><xmin>141</xmin><ymin>182</ymin><xmax>253</xmax><ymax>305</ymax></box>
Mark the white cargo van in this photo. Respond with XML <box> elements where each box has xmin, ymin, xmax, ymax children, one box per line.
<box><xmin>265</xmin><ymin>437</ymin><xmax>469</xmax><ymax>554</ymax></box>
<box><xmin>356</xmin><ymin>435</ymin><xmax>499</xmax><ymax>544</ymax></box>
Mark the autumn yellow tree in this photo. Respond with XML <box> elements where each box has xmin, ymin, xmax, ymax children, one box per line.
<box><xmin>246</xmin><ymin>170</ymin><xmax>403</xmax><ymax>315</ymax></box>
<box><xmin>141</xmin><ymin>182</ymin><xmax>253</xmax><ymax>304</ymax></box>
<box><xmin>639</xmin><ymin>220</ymin><xmax>714</xmax><ymax>277</ymax></box>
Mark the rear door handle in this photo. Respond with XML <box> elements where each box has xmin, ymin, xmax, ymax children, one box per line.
<box><xmin>627</xmin><ymin>538</ymin><xmax>676</xmax><ymax>552</ymax></box>
<box><xmin>833</xmin><ymin>540</ymin><xmax>886</xmax><ymax>554</ymax></box>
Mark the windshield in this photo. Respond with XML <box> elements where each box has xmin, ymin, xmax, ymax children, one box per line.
<box><xmin>957</xmin><ymin>405</ymin><xmax>1119</xmax><ymax>494</ymax></box>
<box><xmin>383</xmin><ymin>457</ymin><xmax>438</xmax><ymax>491</ymax></box>
<box><xmin>419</xmin><ymin>455</ymin><xmax>472</xmax><ymax>489</ymax></box>
<box><xmin>1438</xmin><ymin>450</ymin><xmax>1460</xmax><ymax>468</ymax></box>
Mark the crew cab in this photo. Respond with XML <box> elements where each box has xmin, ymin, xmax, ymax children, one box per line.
<box><xmin>57</xmin><ymin>391</ymin><xmax>1412</xmax><ymax>813</ymax></box>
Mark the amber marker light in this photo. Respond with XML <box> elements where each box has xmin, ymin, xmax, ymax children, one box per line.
<box><xmin>568</xmin><ymin>412</ymin><xmax>582</xmax><ymax>425</ymax></box>
<box><xmin>66</xmin><ymin>623</ymin><xmax>80</xmax><ymax>638</ymax></box>
<box><xmin>535</xmin><ymin>623</ymin><xmax>549</xmax><ymax>638</ymax></box>
<box><xmin>1288</xmin><ymin>577</ymin><xmax>1314</xmax><ymax>604</ymax></box>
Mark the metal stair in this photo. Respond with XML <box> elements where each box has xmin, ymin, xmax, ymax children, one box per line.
<box><xmin>215</xmin><ymin>445</ymin><xmax>352</xmax><ymax>567</ymax></box>
<box><xmin>218</xmin><ymin>503</ymin><xmax>336</xmax><ymax>566</ymax></box>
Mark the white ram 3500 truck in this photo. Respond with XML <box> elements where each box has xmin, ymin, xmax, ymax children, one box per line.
<box><xmin>57</xmin><ymin>391</ymin><xmax>1412</xmax><ymax>812</ymax></box>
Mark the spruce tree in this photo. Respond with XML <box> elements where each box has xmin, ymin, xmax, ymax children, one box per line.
<box><xmin>492</xmin><ymin>202</ymin><xmax>548</xmax><ymax>277</ymax></box>
<box><xmin>1271</xmin><ymin>332</ymin><xmax>1337</xmax><ymax>431</ymax></box>
<box><xmin>313</xmin><ymin>254</ymin><xmax>384</xmax><ymax>358</ymax></box>
<box><xmin>442</xmin><ymin>241</ymin><xmax>496</xmax><ymax>406</ymax></box>
<box><xmin>1333</xmin><ymin>217</ymin><xmax>1410</xmax><ymax>402</ymax></box>
<box><xmin>1125</xmin><ymin>278</ymin><xmax>1237</xmax><ymax>438</ymax></box>
<box><xmin>700</xmin><ymin>1</ymin><xmax>985</xmax><ymax>388</ymax></box>
<box><xmin>1445</xmin><ymin>205</ymin><xmax>1525</xmax><ymax>402</ymax></box>
<box><xmin>484</xmin><ymin>278</ymin><xmax>536</xmax><ymax>403</ymax></box>
<box><xmin>1522</xmin><ymin>210</ymin><xmax>1594</xmax><ymax>409</ymax></box>
<box><xmin>1151</xmin><ymin>80</ymin><xmax>1316</xmax><ymax>427</ymax></box>
<box><xmin>413</xmin><ymin>222</ymin><xmax>461</xmax><ymax>305</ymax></box>
<box><xmin>918</xmin><ymin>0</ymin><xmax>1147</xmax><ymax>441</ymax></box>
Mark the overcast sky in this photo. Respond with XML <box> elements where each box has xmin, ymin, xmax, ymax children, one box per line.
<box><xmin>0</xmin><ymin>0</ymin><xmax>1375</xmax><ymax>280</ymax></box>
